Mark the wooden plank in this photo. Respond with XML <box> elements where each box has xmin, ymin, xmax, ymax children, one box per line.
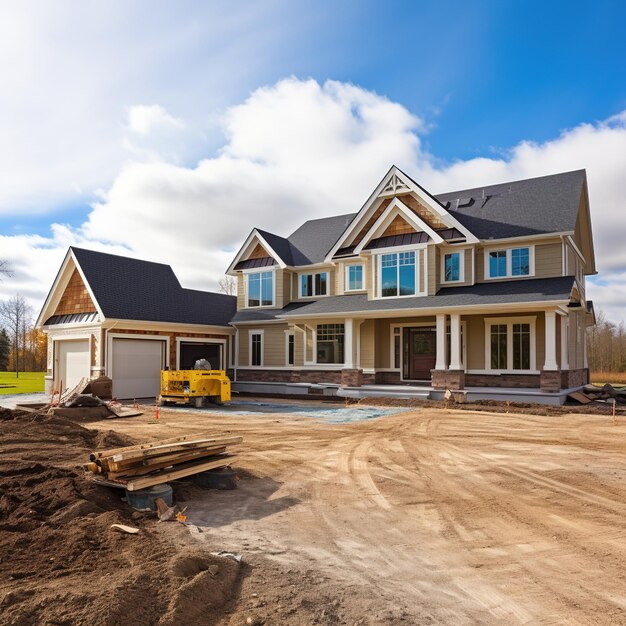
<box><xmin>104</xmin><ymin>448</ymin><xmax>227</xmax><ymax>478</ymax></box>
<box><xmin>107</xmin><ymin>436</ymin><xmax>242</xmax><ymax>464</ymax></box>
<box><xmin>125</xmin><ymin>455</ymin><xmax>235</xmax><ymax>491</ymax></box>
<box><xmin>102</xmin><ymin>445</ymin><xmax>228</xmax><ymax>472</ymax></box>
<box><xmin>568</xmin><ymin>391</ymin><xmax>593</xmax><ymax>405</ymax></box>
<box><xmin>91</xmin><ymin>432</ymin><xmax>233</xmax><ymax>460</ymax></box>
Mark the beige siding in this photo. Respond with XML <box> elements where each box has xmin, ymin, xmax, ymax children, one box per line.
<box><xmin>293</xmin><ymin>327</ymin><xmax>304</xmax><ymax>366</ymax></box>
<box><xmin>282</xmin><ymin>270</ymin><xmax>292</xmax><ymax>305</ymax></box>
<box><xmin>274</xmin><ymin>270</ymin><xmax>284</xmax><ymax>309</ymax></box>
<box><xmin>465</xmin><ymin>248</ymin><xmax>474</xmax><ymax>284</ymax></box>
<box><xmin>237</xmin><ymin>275</ymin><xmax>245</xmax><ymax>309</ymax></box>
<box><xmin>360</xmin><ymin>320</ymin><xmax>375</xmax><ymax>369</ymax></box>
<box><xmin>427</xmin><ymin>245</ymin><xmax>436</xmax><ymax>295</ymax></box>
<box><xmin>366</xmin><ymin>255</ymin><xmax>375</xmax><ymax>299</ymax></box>
<box><xmin>238</xmin><ymin>328</ymin><xmax>249</xmax><ymax>364</ymax></box>
<box><xmin>475</xmin><ymin>248</ymin><xmax>485</xmax><ymax>282</ymax></box>
<box><xmin>535</xmin><ymin>242</ymin><xmax>562</xmax><ymax>278</ymax></box>
<box><xmin>418</xmin><ymin>249</ymin><xmax>425</xmax><ymax>292</ymax></box>
<box><xmin>237</xmin><ymin>324</ymin><xmax>290</xmax><ymax>367</ymax></box>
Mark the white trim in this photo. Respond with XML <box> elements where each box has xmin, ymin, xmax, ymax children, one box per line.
<box><xmin>435</xmin><ymin>314</ymin><xmax>446</xmax><ymax>371</ymax></box>
<box><xmin>226</xmin><ymin>229</ymin><xmax>286</xmax><ymax>274</ymax></box>
<box><xmin>479</xmin><ymin>232</ymin><xmax>573</xmax><ymax>245</ymax></box>
<box><xmin>103</xmin><ymin>319</ymin><xmax>234</xmax><ymax>334</ymax></box>
<box><xmin>543</xmin><ymin>310</ymin><xmax>558</xmax><ymax>371</ymax></box>
<box><xmin>298</xmin><ymin>270</ymin><xmax>330</xmax><ymax>299</ymax></box>
<box><xmin>353</xmin><ymin>197</ymin><xmax>444</xmax><ymax>254</ymax></box>
<box><xmin>324</xmin><ymin>165</ymin><xmax>478</xmax><ymax>262</ymax></box>
<box><xmin>483</xmin><ymin>316</ymin><xmax>536</xmax><ymax>373</ymax></box>
<box><xmin>245</xmin><ymin>268</ymin><xmax>276</xmax><ymax>309</ymax></box>
<box><xmin>466</xmin><ymin>369</ymin><xmax>541</xmax><ymax>375</ymax></box>
<box><xmin>344</xmin><ymin>263</ymin><xmax>366</xmax><ymax>292</ymax></box>
<box><xmin>248</xmin><ymin>329</ymin><xmax>264</xmax><ymax>367</ymax></box>
<box><xmin>175</xmin><ymin>336</ymin><xmax>227</xmax><ymax>370</ymax></box>
<box><xmin>106</xmin><ymin>333</ymin><xmax>169</xmax><ymax>380</ymax></box>
<box><xmin>566</xmin><ymin>235</ymin><xmax>586</xmax><ymax>264</ymax></box>
<box><xmin>440</xmin><ymin>249</ymin><xmax>466</xmax><ymax>284</ymax></box>
<box><xmin>483</xmin><ymin>245</ymin><xmax>535</xmax><ymax>280</ymax></box>
<box><xmin>560</xmin><ymin>315</ymin><xmax>569</xmax><ymax>370</ymax></box>
<box><xmin>373</xmin><ymin>248</ymin><xmax>427</xmax><ymax>299</ymax></box>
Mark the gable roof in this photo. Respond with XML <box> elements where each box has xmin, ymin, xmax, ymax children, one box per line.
<box><xmin>229</xmin><ymin>168</ymin><xmax>589</xmax><ymax>272</ymax></box>
<box><xmin>39</xmin><ymin>247</ymin><xmax>235</xmax><ymax>327</ymax></box>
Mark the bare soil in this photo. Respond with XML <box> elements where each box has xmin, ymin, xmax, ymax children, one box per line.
<box><xmin>3</xmin><ymin>401</ymin><xmax>626</xmax><ymax>624</ymax></box>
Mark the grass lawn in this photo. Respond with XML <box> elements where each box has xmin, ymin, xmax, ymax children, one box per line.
<box><xmin>0</xmin><ymin>372</ymin><xmax>46</xmax><ymax>395</ymax></box>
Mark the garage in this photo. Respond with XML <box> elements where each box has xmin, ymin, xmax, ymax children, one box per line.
<box><xmin>57</xmin><ymin>339</ymin><xmax>90</xmax><ymax>391</ymax></box>
<box><xmin>179</xmin><ymin>341</ymin><xmax>223</xmax><ymax>370</ymax></box>
<box><xmin>111</xmin><ymin>338</ymin><xmax>166</xmax><ymax>399</ymax></box>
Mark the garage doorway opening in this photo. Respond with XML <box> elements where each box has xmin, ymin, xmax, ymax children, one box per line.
<box><xmin>178</xmin><ymin>341</ymin><xmax>223</xmax><ymax>371</ymax></box>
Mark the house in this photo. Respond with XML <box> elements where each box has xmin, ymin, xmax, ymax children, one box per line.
<box><xmin>226</xmin><ymin>166</ymin><xmax>596</xmax><ymax>403</ymax></box>
<box><xmin>38</xmin><ymin>166</ymin><xmax>596</xmax><ymax>404</ymax></box>
<box><xmin>36</xmin><ymin>247</ymin><xmax>235</xmax><ymax>398</ymax></box>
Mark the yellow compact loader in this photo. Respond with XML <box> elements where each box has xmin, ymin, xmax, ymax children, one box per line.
<box><xmin>159</xmin><ymin>370</ymin><xmax>231</xmax><ymax>407</ymax></box>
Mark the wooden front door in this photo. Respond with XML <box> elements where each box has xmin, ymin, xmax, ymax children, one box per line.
<box><xmin>403</xmin><ymin>327</ymin><xmax>436</xmax><ymax>380</ymax></box>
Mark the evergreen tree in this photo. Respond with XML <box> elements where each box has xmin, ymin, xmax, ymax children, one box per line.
<box><xmin>0</xmin><ymin>327</ymin><xmax>9</xmax><ymax>372</ymax></box>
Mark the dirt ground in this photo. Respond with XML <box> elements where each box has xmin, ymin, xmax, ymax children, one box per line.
<box><xmin>3</xmin><ymin>400</ymin><xmax>626</xmax><ymax>625</ymax></box>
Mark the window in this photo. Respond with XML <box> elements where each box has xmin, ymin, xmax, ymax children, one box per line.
<box><xmin>511</xmin><ymin>248</ymin><xmax>529</xmax><ymax>276</ymax></box>
<box><xmin>247</xmin><ymin>271</ymin><xmax>273</xmax><ymax>307</ymax></box>
<box><xmin>490</xmin><ymin>324</ymin><xmax>508</xmax><ymax>369</ymax></box>
<box><xmin>485</xmin><ymin>318</ymin><xmax>535</xmax><ymax>371</ymax></box>
<box><xmin>316</xmin><ymin>324</ymin><xmax>344</xmax><ymax>364</ymax></box>
<box><xmin>489</xmin><ymin>250</ymin><xmax>507</xmax><ymax>278</ymax></box>
<box><xmin>300</xmin><ymin>272</ymin><xmax>328</xmax><ymax>297</ymax></box>
<box><xmin>346</xmin><ymin>265</ymin><xmax>364</xmax><ymax>291</ymax></box>
<box><xmin>444</xmin><ymin>252</ymin><xmax>462</xmax><ymax>282</ymax></box>
<box><xmin>250</xmin><ymin>331</ymin><xmax>263</xmax><ymax>366</ymax></box>
<box><xmin>286</xmin><ymin>333</ymin><xmax>295</xmax><ymax>366</ymax></box>
<box><xmin>393</xmin><ymin>327</ymin><xmax>401</xmax><ymax>369</ymax></box>
<box><xmin>380</xmin><ymin>251</ymin><xmax>416</xmax><ymax>297</ymax></box>
<box><xmin>487</xmin><ymin>247</ymin><xmax>532</xmax><ymax>279</ymax></box>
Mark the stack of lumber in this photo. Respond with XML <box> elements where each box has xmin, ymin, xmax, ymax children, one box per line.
<box><xmin>84</xmin><ymin>433</ymin><xmax>241</xmax><ymax>491</ymax></box>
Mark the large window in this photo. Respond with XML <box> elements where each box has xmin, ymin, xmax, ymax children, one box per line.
<box><xmin>247</xmin><ymin>271</ymin><xmax>273</xmax><ymax>307</ymax></box>
<box><xmin>380</xmin><ymin>251</ymin><xmax>416</xmax><ymax>297</ymax></box>
<box><xmin>316</xmin><ymin>324</ymin><xmax>344</xmax><ymax>364</ymax></box>
<box><xmin>443</xmin><ymin>252</ymin><xmax>462</xmax><ymax>282</ymax></box>
<box><xmin>487</xmin><ymin>247</ymin><xmax>531</xmax><ymax>279</ymax></box>
<box><xmin>301</xmin><ymin>272</ymin><xmax>328</xmax><ymax>297</ymax></box>
<box><xmin>250</xmin><ymin>331</ymin><xmax>263</xmax><ymax>366</ymax></box>
<box><xmin>346</xmin><ymin>265</ymin><xmax>364</xmax><ymax>291</ymax></box>
<box><xmin>485</xmin><ymin>318</ymin><xmax>535</xmax><ymax>371</ymax></box>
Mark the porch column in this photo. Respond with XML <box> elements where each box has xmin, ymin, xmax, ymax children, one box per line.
<box><xmin>344</xmin><ymin>318</ymin><xmax>354</xmax><ymax>369</ymax></box>
<box><xmin>449</xmin><ymin>314</ymin><xmax>462</xmax><ymax>371</ymax></box>
<box><xmin>435</xmin><ymin>314</ymin><xmax>447</xmax><ymax>370</ymax></box>
<box><xmin>543</xmin><ymin>310</ymin><xmax>558</xmax><ymax>371</ymax></box>
<box><xmin>560</xmin><ymin>314</ymin><xmax>569</xmax><ymax>370</ymax></box>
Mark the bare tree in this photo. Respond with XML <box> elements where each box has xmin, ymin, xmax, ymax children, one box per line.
<box><xmin>0</xmin><ymin>259</ymin><xmax>12</xmax><ymax>281</ymax></box>
<box><xmin>217</xmin><ymin>275</ymin><xmax>237</xmax><ymax>296</ymax></box>
<box><xmin>0</xmin><ymin>294</ymin><xmax>31</xmax><ymax>378</ymax></box>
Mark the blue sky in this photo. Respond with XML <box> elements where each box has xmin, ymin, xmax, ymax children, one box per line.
<box><xmin>0</xmin><ymin>1</ymin><xmax>625</xmax><ymax>319</ymax></box>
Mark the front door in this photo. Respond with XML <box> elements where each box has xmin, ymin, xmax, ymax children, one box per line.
<box><xmin>403</xmin><ymin>327</ymin><xmax>436</xmax><ymax>380</ymax></box>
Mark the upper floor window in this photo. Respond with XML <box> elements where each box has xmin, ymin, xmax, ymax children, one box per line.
<box><xmin>345</xmin><ymin>265</ymin><xmax>364</xmax><ymax>291</ymax></box>
<box><xmin>381</xmin><ymin>251</ymin><xmax>415</xmax><ymax>297</ymax></box>
<box><xmin>300</xmin><ymin>272</ymin><xmax>328</xmax><ymax>297</ymax></box>
<box><xmin>487</xmin><ymin>247</ymin><xmax>531</xmax><ymax>279</ymax></box>
<box><xmin>247</xmin><ymin>271</ymin><xmax>273</xmax><ymax>307</ymax></box>
<box><xmin>443</xmin><ymin>252</ymin><xmax>463</xmax><ymax>283</ymax></box>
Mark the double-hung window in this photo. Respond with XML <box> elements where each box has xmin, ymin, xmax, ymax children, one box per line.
<box><xmin>250</xmin><ymin>331</ymin><xmax>263</xmax><ymax>366</ymax></box>
<box><xmin>485</xmin><ymin>318</ymin><xmax>535</xmax><ymax>371</ymax></box>
<box><xmin>247</xmin><ymin>271</ymin><xmax>273</xmax><ymax>307</ymax></box>
<box><xmin>300</xmin><ymin>272</ymin><xmax>328</xmax><ymax>297</ymax></box>
<box><xmin>487</xmin><ymin>247</ymin><xmax>531</xmax><ymax>279</ymax></box>
<box><xmin>443</xmin><ymin>252</ymin><xmax>463</xmax><ymax>282</ymax></box>
<box><xmin>345</xmin><ymin>265</ymin><xmax>364</xmax><ymax>291</ymax></box>
<box><xmin>380</xmin><ymin>251</ymin><xmax>416</xmax><ymax>297</ymax></box>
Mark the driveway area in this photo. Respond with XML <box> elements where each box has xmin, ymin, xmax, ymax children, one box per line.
<box><xmin>84</xmin><ymin>402</ymin><xmax>626</xmax><ymax>625</ymax></box>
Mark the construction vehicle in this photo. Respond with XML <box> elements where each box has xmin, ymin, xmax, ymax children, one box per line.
<box><xmin>159</xmin><ymin>369</ymin><xmax>231</xmax><ymax>407</ymax></box>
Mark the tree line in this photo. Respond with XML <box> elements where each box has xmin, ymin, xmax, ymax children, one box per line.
<box><xmin>586</xmin><ymin>310</ymin><xmax>626</xmax><ymax>374</ymax></box>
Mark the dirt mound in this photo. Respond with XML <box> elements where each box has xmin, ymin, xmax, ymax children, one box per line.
<box><xmin>0</xmin><ymin>407</ymin><xmax>241</xmax><ymax>626</ymax></box>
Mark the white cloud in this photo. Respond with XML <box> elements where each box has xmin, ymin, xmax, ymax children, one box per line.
<box><xmin>1</xmin><ymin>77</ymin><xmax>626</xmax><ymax>322</ymax></box>
<box><xmin>127</xmin><ymin>105</ymin><xmax>183</xmax><ymax>135</ymax></box>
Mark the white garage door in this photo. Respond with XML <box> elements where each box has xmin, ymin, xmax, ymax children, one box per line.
<box><xmin>58</xmin><ymin>339</ymin><xmax>90</xmax><ymax>392</ymax></box>
<box><xmin>111</xmin><ymin>338</ymin><xmax>165</xmax><ymax>399</ymax></box>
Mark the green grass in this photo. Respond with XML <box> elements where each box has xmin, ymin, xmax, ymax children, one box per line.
<box><xmin>0</xmin><ymin>372</ymin><xmax>46</xmax><ymax>395</ymax></box>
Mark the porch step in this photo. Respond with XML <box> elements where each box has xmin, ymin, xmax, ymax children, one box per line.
<box><xmin>337</xmin><ymin>387</ymin><xmax>431</xmax><ymax>401</ymax></box>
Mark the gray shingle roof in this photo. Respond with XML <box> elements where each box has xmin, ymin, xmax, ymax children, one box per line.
<box><xmin>278</xmin><ymin>276</ymin><xmax>576</xmax><ymax>318</ymax></box>
<box><xmin>243</xmin><ymin>169</ymin><xmax>585</xmax><ymax>266</ymax></box>
<box><xmin>69</xmin><ymin>247</ymin><xmax>235</xmax><ymax>326</ymax></box>
<box><xmin>434</xmin><ymin>169</ymin><xmax>585</xmax><ymax>239</ymax></box>
<box><xmin>230</xmin><ymin>302</ymin><xmax>312</xmax><ymax>324</ymax></box>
